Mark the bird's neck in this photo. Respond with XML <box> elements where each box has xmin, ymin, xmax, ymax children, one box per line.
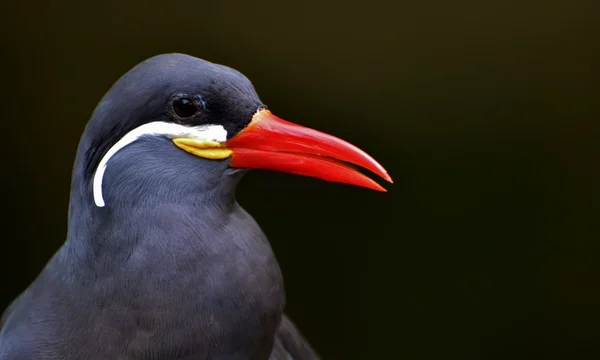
<box><xmin>44</xmin><ymin>137</ymin><xmax>284</xmax><ymax>358</ymax></box>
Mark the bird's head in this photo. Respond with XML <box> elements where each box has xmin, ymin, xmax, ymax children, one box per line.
<box><xmin>74</xmin><ymin>54</ymin><xmax>392</xmax><ymax>208</ymax></box>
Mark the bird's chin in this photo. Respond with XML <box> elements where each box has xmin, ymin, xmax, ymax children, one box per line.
<box><xmin>221</xmin><ymin>167</ymin><xmax>249</xmax><ymax>192</ymax></box>
<box><xmin>225</xmin><ymin>167</ymin><xmax>249</xmax><ymax>177</ymax></box>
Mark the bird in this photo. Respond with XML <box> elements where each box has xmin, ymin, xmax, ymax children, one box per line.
<box><xmin>0</xmin><ymin>53</ymin><xmax>392</xmax><ymax>359</ymax></box>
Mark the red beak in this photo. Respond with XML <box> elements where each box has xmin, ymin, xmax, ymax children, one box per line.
<box><xmin>225</xmin><ymin>109</ymin><xmax>392</xmax><ymax>191</ymax></box>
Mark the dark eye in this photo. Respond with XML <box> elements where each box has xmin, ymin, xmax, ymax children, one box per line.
<box><xmin>172</xmin><ymin>97</ymin><xmax>199</xmax><ymax>119</ymax></box>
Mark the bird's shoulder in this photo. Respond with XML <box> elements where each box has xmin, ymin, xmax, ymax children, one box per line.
<box><xmin>0</xmin><ymin>289</ymin><xmax>46</xmax><ymax>359</ymax></box>
<box><xmin>269</xmin><ymin>315</ymin><xmax>320</xmax><ymax>360</ymax></box>
<box><xmin>0</xmin><ymin>293</ymin><xmax>21</xmax><ymax>330</ymax></box>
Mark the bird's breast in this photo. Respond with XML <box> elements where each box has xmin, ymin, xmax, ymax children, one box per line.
<box><xmin>95</xmin><ymin>202</ymin><xmax>286</xmax><ymax>358</ymax></box>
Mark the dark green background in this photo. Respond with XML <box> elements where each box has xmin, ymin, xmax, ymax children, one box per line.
<box><xmin>1</xmin><ymin>1</ymin><xmax>599</xmax><ymax>359</ymax></box>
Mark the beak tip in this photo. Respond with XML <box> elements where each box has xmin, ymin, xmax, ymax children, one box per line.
<box><xmin>370</xmin><ymin>182</ymin><xmax>388</xmax><ymax>192</ymax></box>
<box><xmin>377</xmin><ymin>169</ymin><xmax>393</xmax><ymax>184</ymax></box>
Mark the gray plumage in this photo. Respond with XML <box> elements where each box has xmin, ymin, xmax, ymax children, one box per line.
<box><xmin>0</xmin><ymin>54</ymin><xmax>319</xmax><ymax>359</ymax></box>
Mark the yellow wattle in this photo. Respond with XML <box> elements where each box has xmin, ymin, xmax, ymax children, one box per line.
<box><xmin>172</xmin><ymin>138</ymin><xmax>232</xmax><ymax>160</ymax></box>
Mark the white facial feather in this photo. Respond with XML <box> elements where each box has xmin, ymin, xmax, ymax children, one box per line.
<box><xmin>92</xmin><ymin>122</ymin><xmax>228</xmax><ymax>208</ymax></box>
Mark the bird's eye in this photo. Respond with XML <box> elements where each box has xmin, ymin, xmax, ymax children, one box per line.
<box><xmin>172</xmin><ymin>97</ymin><xmax>199</xmax><ymax>119</ymax></box>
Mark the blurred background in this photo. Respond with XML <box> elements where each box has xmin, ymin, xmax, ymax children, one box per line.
<box><xmin>1</xmin><ymin>0</ymin><xmax>599</xmax><ymax>358</ymax></box>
